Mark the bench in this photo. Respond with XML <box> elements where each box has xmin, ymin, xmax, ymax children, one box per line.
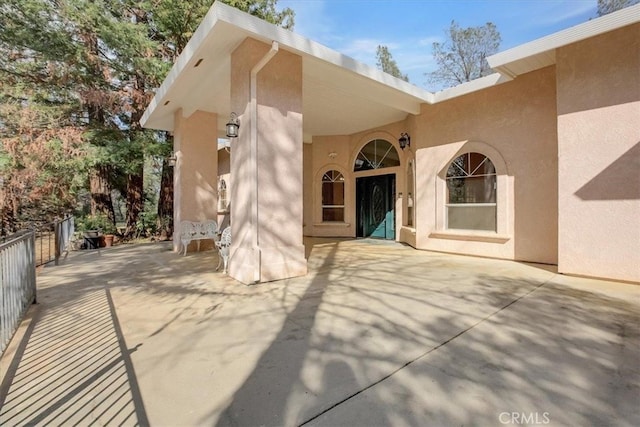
<box><xmin>179</xmin><ymin>220</ymin><xmax>218</xmax><ymax>256</ymax></box>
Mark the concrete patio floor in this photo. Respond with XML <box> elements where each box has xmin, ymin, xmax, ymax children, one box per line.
<box><xmin>1</xmin><ymin>238</ymin><xmax>639</xmax><ymax>426</ymax></box>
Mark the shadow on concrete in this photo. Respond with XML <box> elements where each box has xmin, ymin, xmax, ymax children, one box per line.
<box><xmin>0</xmin><ymin>286</ymin><xmax>148</xmax><ymax>426</ymax></box>
<box><xmin>1</xmin><ymin>240</ymin><xmax>638</xmax><ymax>426</ymax></box>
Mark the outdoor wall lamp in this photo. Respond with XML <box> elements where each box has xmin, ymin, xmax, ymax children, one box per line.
<box><xmin>168</xmin><ymin>152</ymin><xmax>177</xmax><ymax>167</ymax></box>
<box><xmin>226</xmin><ymin>112</ymin><xmax>240</xmax><ymax>138</ymax></box>
<box><xmin>399</xmin><ymin>133</ymin><xmax>411</xmax><ymax>150</ymax></box>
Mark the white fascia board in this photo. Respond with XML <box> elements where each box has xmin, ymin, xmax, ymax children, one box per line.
<box><xmin>214</xmin><ymin>2</ymin><xmax>434</xmax><ymax>106</ymax></box>
<box><xmin>432</xmin><ymin>73</ymin><xmax>513</xmax><ymax>103</ymax></box>
<box><xmin>141</xmin><ymin>2</ymin><xmax>434</xmax><ymax>130</ymax></box>
<box><xmin>488</xmin><ymin>4</ymin><xmax>640</xmax><ymax>74</ymax></box>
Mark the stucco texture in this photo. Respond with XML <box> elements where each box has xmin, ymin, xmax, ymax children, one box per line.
<box><xmin>415</xmin><ymin>66</ymin><xmax>559</xmax><ymax>265</ymax></box>
<box><xmin>229</xmin><ymin>38</ymin><xmax>307</xmax><ymax>283</ymax></box>
<box><xmin>556</xmin><ymin>24</ymin><xmax>640</xmax><ymax>283</ymax></box>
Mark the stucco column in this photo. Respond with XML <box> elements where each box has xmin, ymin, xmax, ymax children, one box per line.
<box><xmin>173</xmin><ymin>109</ymin><xmax>219</xmax><ymax>253</ymax></box>
<box><xmin>229</xmin><ymin>38</ymin><xmax>307</xmax><ymax>284</ymax></box>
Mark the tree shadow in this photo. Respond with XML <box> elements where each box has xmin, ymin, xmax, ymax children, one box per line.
<box><xmin>0</xmin><ymin>286</ymin><xmax>148</xmax><ymax>426</ymax></box>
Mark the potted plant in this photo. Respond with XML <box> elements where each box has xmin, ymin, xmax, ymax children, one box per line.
<box><xmin>78</xmin><ymin>214</ymin><xmax>117</xmax><ymax>248</ymax></box>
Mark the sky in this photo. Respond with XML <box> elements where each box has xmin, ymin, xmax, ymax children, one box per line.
<box><xmin>277</xmin><ymin>0</ymin><xmax>599</xmax><ymax>90</ymax></box>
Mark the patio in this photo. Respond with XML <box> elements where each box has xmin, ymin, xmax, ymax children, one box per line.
<box><xmin>0</xmin><ymin>239</ymin><xmax>638</xmax><ymax>426</ymax></box>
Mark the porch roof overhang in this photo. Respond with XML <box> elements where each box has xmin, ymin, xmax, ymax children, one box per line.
<box><xmin>141</xmin><ymin>3</ymin><xmax>640</xmax><ymax>140</ymax></box>
<box><xmin>140</xmin><ymin>2</ymin><xmax>433</xmax><ymax>141</ymax></box>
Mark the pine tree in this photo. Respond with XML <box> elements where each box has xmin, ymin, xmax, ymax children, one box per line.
<box><xmin>376</xmin><ymin>45</ymin><xmax>409</xmax><ymax>82</ymax></box>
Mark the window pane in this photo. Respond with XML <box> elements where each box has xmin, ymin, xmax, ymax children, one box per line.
<box><xmin>447</xmin><ymin>205</ymin><xmax>496</xmax><ymax>231</ymax></box>
<box><xmin>445</xmin><ymin>152</ymin><xmax>497</xmax><ymax>231</ymax></box>
<box><xmin>354</xmin><ymin>139</ymin><xmax>400</xmax><ymax>171</ymax></box>
<box><xmin>447</xmin><ymin>175</ymin><xmax>495</xmax><ymax>203</ymax></box>
<box><xmin>323</xmin><ymin>208</ymin><xmax>344</xmax><ymax>222</ymax></box>
<box><xmin>322</xmin><ymin>182</ymin><xmax>344</xmax><ymax>205</ymax></box>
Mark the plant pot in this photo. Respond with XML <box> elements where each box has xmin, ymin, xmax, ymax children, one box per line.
<box><xmin>104</xmin><ymin>234</ymin><xmax>115</xmax><ymax>247</ymax></box>
<box><xmin>83</xmin><ymin>230</ymin><xmax>100</xmax><ymax>238</ymax></box>
<box><xmin>83</xmin><ymin>231</ymin><xmax>101</xmax><ymax>250</ymax></box>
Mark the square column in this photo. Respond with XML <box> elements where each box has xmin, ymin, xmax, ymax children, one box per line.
<box><xmin>229</xmin><ymin>38</ymin><xmax>307</xmax><ymax>284</ymax></box>
<box><xmin>173</xmin><ymin>109</ymin><xmax>219</xmax><ymax>253</ymax></box>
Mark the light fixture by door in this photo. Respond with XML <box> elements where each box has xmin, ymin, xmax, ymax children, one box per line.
<box><xmin>226</xmin><ymin>112</ymin><xmax>240</xmax><ymax>138</ymax></box>
<box><xmin>168</xmin><ymin>152</ymin><xmax>177</xmax><ymax>167</ymax></box>
<box><xmin>399</xmin><ymin>133</ymin><xmax>410</xmax><ymax>150</ymax></box>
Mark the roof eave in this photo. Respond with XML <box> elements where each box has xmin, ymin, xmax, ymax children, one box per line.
<box><xmin>488</xmin><ymin>3</ymin><xmax>640</xmax><ymax>78</ymax></box>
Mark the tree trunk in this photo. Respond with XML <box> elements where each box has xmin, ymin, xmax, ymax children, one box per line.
<box><xmin>124</xmin><ymin>165</ymin><xmax>144</xmax><ymax>238</ymax></box>
<box><xmin>157</xmin><ymin>157</ymin><xmax>174</xmax><ymax>239</ymax></box>
<box><xmin>89</xmin><ymin>165</ymin><xmax>115</xmax><ymax>222</ymax></box>
<box><xmin>1</xmin><ymin>190</ymin><xmax>18</xmax><ymax>236</ymax></box>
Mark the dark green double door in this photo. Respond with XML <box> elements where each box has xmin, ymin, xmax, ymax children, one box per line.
<box><xmin>356</xmin><ymin>174</ymin><xmax>395</xmax><ymax>239</ymax></box>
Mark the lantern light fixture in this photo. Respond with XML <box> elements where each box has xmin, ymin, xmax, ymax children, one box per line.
<box><xmin>168</xmin><ymin>152</ymin><xmax>177</xmax><ymax>167</ymax></box>
<box><xmin>399</xmin><ymin>133</ymin><xmax>411</xmax><ymax>150</ymax></box>
<box><xmin>226</xmin><ymin>112</ymin><xmax>240</xmax><ymax>138</ymax></box>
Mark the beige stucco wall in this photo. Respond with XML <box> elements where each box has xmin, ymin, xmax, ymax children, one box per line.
<box><xmin>229</xmin><ymin>38</ymin><xmax>307</xmax><ymax>283</ymax></box>
<box><xmin>556</xmin><ymin>24</ymin><xmax>640</xmax><ymax>283</ymax></box>
<box><xmin>173</xmin><ymin>109</ymin><xmax>218</xmax><ymax>253</ymax></box>
<box><xmin>410</xmin><ymin>66</ymin><xmax>559</xmax><ymax>264</ymax></box>
<box><xmin>307</xmin><ymin>124</ymin><xmax>412</xmax><ymax>238</ymax></box>
<box><xmin>305</xmin><ymin>67</ymin><xmax>558</xmax><ymax>266</ymax></box>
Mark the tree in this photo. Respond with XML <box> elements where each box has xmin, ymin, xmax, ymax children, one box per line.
<box><xmin>597</xmin><ymin>0</ymin><xmax>639</xmax><ymax>16</ymax></box>
<box><xmin>0</xmin><ymin>0</ymin><xmax>295</xmax><ymax>237</ymax></box>
<box><xmin>426</xmin><ymin>21</ymin><xmax>501</xmax><ymax>89</ymax></box>
<box><xmin>222</xmin><ymin>0</ymin><xmax>295</xmax><ymax>29</ymax></box>
<box><xmin>375</xmin><ymin>45</ymin><xmax>409</xmax><ymax>82</ymax></box>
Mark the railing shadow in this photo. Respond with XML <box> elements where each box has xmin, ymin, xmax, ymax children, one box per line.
<box><xmin>0</xmin><ymin>286</ymin><xmax>148</xmax><ymax>426</ymax></box>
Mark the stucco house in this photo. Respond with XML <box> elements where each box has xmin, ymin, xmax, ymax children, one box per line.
<box><xmin>141</xmin><ymin>2</ymin><xmax>640</xmax><ymax>285</ymax></box>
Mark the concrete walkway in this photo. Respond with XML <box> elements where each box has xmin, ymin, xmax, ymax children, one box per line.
<box><xmin>1</xmin><ymin>239</ymin><xmax>638</xmax><ymax>426</ymax></box>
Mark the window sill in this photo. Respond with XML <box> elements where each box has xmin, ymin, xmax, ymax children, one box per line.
<box><xmin>314</xmin><ymin>222</ymin><xmax>351</xmax><ymax>227</ymax></box>
<box><xmin>429</xmin><ymin>230</ymin><xmax>510</xmax><ymax>244</ymax></box>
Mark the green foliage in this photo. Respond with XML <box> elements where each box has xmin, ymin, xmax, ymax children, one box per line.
<box><xmin>375</xmin><ymin>45</ymin><xmax>409</xmax><ymax>82</ymax></box>
<box><xmin>426</xmin><ymin>21</ymin><xmax>501</xmax><ymax>89</ymax></box>
<box><xmin>0</xmin><ymin>0</ymin><xmax>296</xmax><ymax>231</ymax></box>
<box><xmin>78</xmin><ymin>212</ymin><xmax>117</xmax><ymax>234</ymax></box>
<box><xmin>597</xmin><ymin>0</ymin><xmax>639</xmax><ymax>15</ymax></box>
<box><xmin>221</xmin><ymin>0</ymin><xmax>295</xmax><ymax>30</ymax></box>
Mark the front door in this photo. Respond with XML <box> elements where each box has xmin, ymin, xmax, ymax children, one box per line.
<box><xmin>356</xmin><ymin>174</ymin><xmax>395</xmax><ymax>239</ymax></box>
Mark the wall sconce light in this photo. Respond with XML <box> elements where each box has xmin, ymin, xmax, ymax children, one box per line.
<box><xmin>168</xmin><ymin>152</ymin><xmax>177</xmax><ymax>167</ymax></box>
<box><xmin>399</xmin><ymin>133</ymin><xmax>411</xmax><ymax>150</ymax></box>
<box><xmin>226</xmin><ymin>112</ymin><xmax>240</xmax><ymax>138</ymax></box>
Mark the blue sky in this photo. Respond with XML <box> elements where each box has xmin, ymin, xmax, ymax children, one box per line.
<box><xmin>278</xmin><ymin>0</ymin><xmax>598</xmax><ymax>90</ymax></box>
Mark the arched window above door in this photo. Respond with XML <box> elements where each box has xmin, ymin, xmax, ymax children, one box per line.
<box><xmin>354</xmin><ymin>139</ymin><xmax>400</xmax><ymax>172</ymax></box>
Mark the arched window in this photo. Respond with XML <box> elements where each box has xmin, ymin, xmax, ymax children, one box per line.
<box><xmin>218</xmin><ymin>178</ymin><xmax>228</xmax><ymax>212</ymax></box>
<box><xmin>354</xmin><ymin>139</ymin><xmax>400</xmax><ymax>171</ymax></box>
<box><xmin>446</xmin><ymin>152</ymin><xmax>496</xmax><ymax>231</ymax></box>
<box><xmin>322</xmin><ymin>170</ymin><xmax>345</xmax><ymax>221</ymax></box>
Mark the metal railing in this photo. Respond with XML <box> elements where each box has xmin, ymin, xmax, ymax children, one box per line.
<box><xmin>54</xmin><ymin>216</ymin><xmax>75</xmax><ymax>266</ymax></box>
<box><xmin>27</xmin><ymin>216</ymin><xmax>75</xmax><ymax>267</ymax></box>
<box><xmin>0</xmin><ymin>230</ymin><xmax>37</xmax><ymax>355</ymax></box>
<box><xmin>0</xmin><ymin>216</ymin><xmax>74</xmax><ymax>355</ymax></box>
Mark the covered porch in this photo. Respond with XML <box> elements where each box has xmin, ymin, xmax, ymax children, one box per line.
<box><xmin>1</xmin><ymin>239</ymin><xmax>638</xmax><ymax>426</ymax></box>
